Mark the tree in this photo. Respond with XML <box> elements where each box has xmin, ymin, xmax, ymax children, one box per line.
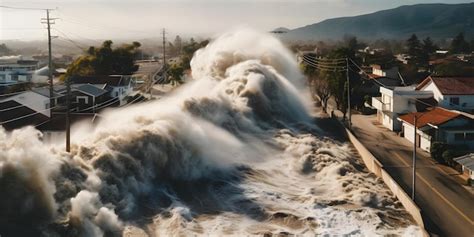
<box><xmin>174</xmin><ymin>35</ymin><xmax>182</xmax><ymax>55</ymax></box>
<box><xmin>422</xmin><ymin>37</ymin><xmax>437</xmax><ymax>54</ymax></box>
<box><xmin>406</xmin><ymin>34</ymin><xmax>422</xmax><ymax>57</ymax></box>
<box><xmin>65</xmin><ymin>40</ymin><xmax>141</xmax><ymax>78</ymax></box>
<box><xmin>0</xmin><ymin>44</ymin><xmax>12</xmax><ymax>56</ymax></box>
<box><xmin>451</xmin><ymin>32</ymin><xmax>470</xmax><ymax>54</ymax></box>
<box><xmin>168</xmin><ymin>63</ymin><xmax>185</xmax><ymax>86</ymax></box>
<box><xmin>308</xmin><ymin>74</ymin><xmax>331</xmax><ymax>113</ymax></box>
<box><xmin>430</xmin><ymin>142</ymin><xmax>448</xmax><ymax>163</ymax></box>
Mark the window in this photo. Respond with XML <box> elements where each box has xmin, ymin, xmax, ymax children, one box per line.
<box><xmin>466</xmin><ymin>133</ymin><xmax>474</xmax><ymax>141</ymax></box>
<box><xmin>450</xmin><ymin>97</ymin><xmax>460</xmax><ymax>105</ymax></box>
<box><xmin>454</xmin><ymin>133</ymin><xmax>464</xmax><ymax>141</ymax></box>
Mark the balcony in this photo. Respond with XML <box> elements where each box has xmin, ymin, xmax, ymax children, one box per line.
<box><xmin>372</xmin><ymin>96</ymin><xmax>390</xmax><ymax>111</ymax></box>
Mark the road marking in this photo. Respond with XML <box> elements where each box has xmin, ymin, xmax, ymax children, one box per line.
<box><xmin>391</xmin><ymin>152</ymin><xmax>474</xmax><ymax>225</ymax></box>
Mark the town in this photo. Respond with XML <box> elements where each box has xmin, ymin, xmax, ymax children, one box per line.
<box><xmin>1</xmin><ymin>1</ymin><xmax>473</xmax><ymax>237</ymax></box>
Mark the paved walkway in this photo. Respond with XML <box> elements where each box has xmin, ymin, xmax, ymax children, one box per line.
<box><xmin>351</xmin><ymin>114</ymin><xmax>474</xmax><ymax>237</ymax></box>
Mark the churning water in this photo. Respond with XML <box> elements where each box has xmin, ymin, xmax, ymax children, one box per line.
<box><xmin>0</xmin><ymin>29</ymin><xmax>420</xmax><ymax>236</ymax></box>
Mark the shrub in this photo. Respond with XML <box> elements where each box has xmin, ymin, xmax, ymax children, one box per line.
<box><xmin>430</xmin><ymin>142</ymin><xmax>448</xmax><ymax>163</ymax></box>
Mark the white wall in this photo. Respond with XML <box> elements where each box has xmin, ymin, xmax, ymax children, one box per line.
<box><xmin>403</xmin><ymin>123</ymin><xmax>416</xmax><ymax>144</ymax></box>
<box><xmin>419</xmin><ymin>80</ymin><xmax>474</xmax><ymax>112</ymax></box>
<box><xmin>420</xmin><ymin>135</ymin><xmax>431</xmax><ymax>152</ymax></box>
<box><xmin>440</xmin><ymin>95</ymin><xmax>474</xmax><ymax>112</ymax></box>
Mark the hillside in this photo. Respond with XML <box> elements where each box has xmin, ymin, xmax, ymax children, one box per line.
<box><xmin>285</xmin><ymin>3</ymin><xmax>474</xmax><ymax>41</ymax></box>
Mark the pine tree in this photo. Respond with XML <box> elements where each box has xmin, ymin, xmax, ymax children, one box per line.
<box><xmin>406</xmin><ymin>34</ymin><xmax>421</xmax><ymax>57</ymax></box>
<box><xmin>422</xmin><ymin>37</ymin><xmax>437</xmax><ymax>54</ymax></box>
<box><xmin>451</xmin><ymin>32</ymin><xmax>470</xmax><ymax>54</ymax></box>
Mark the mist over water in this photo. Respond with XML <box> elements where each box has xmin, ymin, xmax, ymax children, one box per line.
<box><xmin>0</xmin><ymin>29</ymin><xmax>420</xmax><ymax>236</ymax></box>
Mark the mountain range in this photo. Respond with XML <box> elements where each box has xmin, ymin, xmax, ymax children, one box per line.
<box><xmin>284</xmin><ymin>3</ymin><xmax>474</xmax><ymax>41</ymax></box>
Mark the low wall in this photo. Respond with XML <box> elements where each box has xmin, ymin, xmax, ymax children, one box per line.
<box><xmin>345</xmin><ymin>128</ymin><xmax>429</xmax><ymax>236</ymax></box>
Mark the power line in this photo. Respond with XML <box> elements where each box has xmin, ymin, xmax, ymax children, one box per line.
<box><xmin>0</xmin><ymin>5</ymin><xmax>53</xmax><ymax>11</ymax></box>
<box><xmin>0</xmin><ymin>106</ymin><xmax>58</xmax><ymax>125</ymax></box>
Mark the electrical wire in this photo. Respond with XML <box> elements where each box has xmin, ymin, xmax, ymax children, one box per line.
<box><xmin>0</xmin><ymin>106</ymin><xmax>58</xmax><ymax>125</ymax></box>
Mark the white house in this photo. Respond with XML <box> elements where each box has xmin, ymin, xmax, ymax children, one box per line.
<box><xmin>2</xmin><ymin>90</ymin><xmax>52</xmax><ymax>117</ymax></box>
<box><xmin>371</xmin><ymin>64</ymin><xmax>399</xmax><ymax>79</ymax></box>
<box><xmin>0</xmin><ymin>59</ymin><xmax>39</xmax><ymax>84</ymax></box>
<box><xmin>416</xmin><ymin>76</ymin><xmax>474</xmax><ymax>113</ymax></box>
<box><xmin>398</xmin><ymin>107</ymin><xmax>474</xmax><ymax>152</ymax></box>
<box><xmin>453</xmin><ymin>153</ymin><xmax>474</xmax><ymax>184</ymax></box>
<box><xmin>71</xmin><ymin>75</ymin><xmax>134</xmax><ymax>106</ymax></box>
<box><xmin>372</xmin><ymin>86</ymin><xmax>433</xmax><ymax>131</ymax></box>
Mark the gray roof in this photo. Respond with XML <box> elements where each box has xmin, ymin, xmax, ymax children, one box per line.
<box><xmin>34</xmin><ymin>66</ymin><xmax>57</xmax><ymax>76</ymax></box>
<box><xmin>73</xmin><ymin>84</ymin><xmax>108</xmax><ymax>97</ymax></box>
<box><xmin>32</xmin><ymin>87</ymin><xmax>63</xmax><ymax>98</ymax></box>
<box><xmin>453</xmin><ymin>153</ymin><xmax>474</xmax><ymax>171</ymax></box>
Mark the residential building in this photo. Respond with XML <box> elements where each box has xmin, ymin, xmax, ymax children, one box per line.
<box><xmin>371</xmin><ymin>64</ymin><xmax>399</xmax><ymax>79</ymax></box>
<box><xmin>398</xmin><ymin>107</ymin><xmax>474</xmax><ymax>152</ymax></box>
<box><xmin>71</xmin><ymin>75</ymin><xmax>134</xmax><ymax>105</ymax></box>
<box><xmin>70</xmin><ymin>84</ymin><xmax>111</xmax><ymax>112</ymax></box>
<box><xmin>416</xmin><ymin>76</ymin><xmax>474</xmax><ymax>113</ymax></box>
<box><xmin>372</xmin><ymin>86</ymin><xmax>433</xmax><ymax>131</ymax></box>
<box><xmin>2</xmin><ymin>90</ymin><xmax>53</xmax><ymax>117</ymax></box>
<box><xmin>0</xmin><ymin>59</ymin><xmax>39</xmax><ymax>84</ymax></box>
<box><xmin>0</xmin><ymin>100</ymin><xmax>49</xmax><ymax>130</ymax></box>
<box><xmin>453</xmin><ymin>153</ymin><xmax>474</xmax><ymax>184</ymax></box>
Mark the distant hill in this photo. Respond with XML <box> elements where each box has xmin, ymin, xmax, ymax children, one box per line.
<box><xmin>285</xmin><ymin>3</ymin><xmax>474</xmax><ymax>41</ymax></box>
<box><xmin>271</xmin><ymin>27</ymin><xmax>290</xmax><ymax>33</ymax></box>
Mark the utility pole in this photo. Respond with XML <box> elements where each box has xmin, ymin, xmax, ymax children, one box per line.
<box><xmin>412</xmin><ymin>115</ymin><xmax>417</xmax><ymax>201</ymax></box>
<box><xmin>346</xmin><ymin>57</ymin><xmax>351</xmax><ymax>128</ymax></box>
<box><xmin>162</xmin><ymin>28</ymin><xmax>167</xmax><ymax>83</ymax></box>
<box><xmin>41</xmin><ymin>9</ymin><xmax>57</xmax><ymax>117</ymax></box>
<box><xmin>65</xmin><ymin>75</ymin><xmax>71</xmax><ymax>152</ymax></box>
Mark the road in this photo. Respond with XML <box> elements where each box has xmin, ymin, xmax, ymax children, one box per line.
<box><xmin>351</xmin><ymin>114</ymin><xmax>474</xmax><ymax>237</ymax></box>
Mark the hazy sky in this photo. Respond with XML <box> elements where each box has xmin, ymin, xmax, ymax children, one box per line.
<box><xmin>1</xmin><ymin>0</ymin><xmax>472</xmax><ymax>41</ymax></box>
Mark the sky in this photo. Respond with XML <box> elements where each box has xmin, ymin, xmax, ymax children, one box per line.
<box><xmin>1</xmin><ymin>0</ymin><xmax>473</xmax><ymax>41</ymax></box>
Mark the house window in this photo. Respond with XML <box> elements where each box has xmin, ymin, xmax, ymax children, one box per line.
<box><xmin>449</xmin><ymin>97</ymin><xmax>460</xmax><ymax>105</ymax></box>
<box><xmin>466</xmin><ymin>133</ymin><xmax>474</xmax><ymax>141</ymax></box>
<box><xmin>454</xmin><ymin>133</ymin><xmax>464</xmax><ymax>141</ymax></box>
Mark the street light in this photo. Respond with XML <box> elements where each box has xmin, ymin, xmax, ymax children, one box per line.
<box><xmin>410</xmin><ymin>104</ymin><xmax>430</xmax><ymax>201</ymax></box>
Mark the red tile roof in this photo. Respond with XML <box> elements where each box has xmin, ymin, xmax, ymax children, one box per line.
<box><xmin>417</xmin><ymin>76</ymin><xmax>474</xmax><ymax>95</ymax></box>
<box><xmin>398</xmin><ymin>107</ymin><xmax>463</xmax><ymax>128</ymax></box>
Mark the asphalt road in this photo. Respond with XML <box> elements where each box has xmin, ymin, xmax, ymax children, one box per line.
<box><xmin>351</xmin><ymin>114</ymin><xmax>474</xmax><ymax>237</ymax></box>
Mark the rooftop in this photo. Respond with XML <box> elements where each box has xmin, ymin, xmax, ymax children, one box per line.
<box><xmin>71</xmin><ymin>75</ymin><xmax>131</xmax><ymax>87</ymax></box>
<box><xmin>453</xmin><ymin>153</ymin><xmax>474</xmax><ymax>171</ymax></box>
<box><xmin>0</xmin><ymin>100</ymin><xmax>49</xmax><ymax>130</ymax></box>
<box><xmin>72</xmin><ymin>84</ymin><xmax>109</xmax><ymax>97</ymax></box>
<box><xmin>398</xmin><ymin>107</ymin><xmax>464</xmax><ymax>128</ymax></box>
<box><xmin>417</xmin><ymin>76</ymin><xmax>474</xmax><ymax>95</ymax></box>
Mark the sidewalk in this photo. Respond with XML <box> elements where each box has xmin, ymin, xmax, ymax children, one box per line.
<box><xmin>350</xmin><ymin>114</ymin><xmax>474</xmax><ymax>237</ymax></box>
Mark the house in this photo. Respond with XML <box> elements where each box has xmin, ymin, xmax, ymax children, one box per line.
<box><xmin>371</xmin><ymin>86</ymin><xmax>433</xmax><ymax>131</ymax></box>
<box><xmin>71</xmin><ymin>75</ymin><xmax>134</xmax><ymax>105</ymax></box>
<box><xmin>0</xmin><ymin>100</ymin><xmax>49</xmax><ymax>131</ymax></box>
<box><xmin>371</xmin><ymin>64</ymin><xmax>399</xmax><ymax>79</ymax></box>
<box><xmin>31</xmin><ymin>87</ymin><xmax>65</xmax><ymax>110</ymax></box>
<box><xmin>2</xmin><ymin>90</ymin><xmax>53</xmax><ymax>117</ymax></box>
<box><xmin>416</xmin><ymin>76</ymin><xmax>474</xmax><ymax>113</ymax></box>
<box><xmin>70</xmin><ymin>84</ymin><xmax>111</xmax><ymax>112</ymax></box>
<box><xmin>453</xmin><ymin>153</ymin><xmax>474</xmax><ymax>184</ymax></box>
<box><xmin>398</xmin><ymin>107</ymin><xmax>474</xmax><ymax>152</ymax></box>
<box><xmin>0</xmin><ymin>59</ymin><xmax>39</xmax><ymax>84</ymax></box>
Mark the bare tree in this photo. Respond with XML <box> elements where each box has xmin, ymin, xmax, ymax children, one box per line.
<box><xmin>309</xmin><ymin>76</ymin><xmax>331</xmax><ymax>113</ymax></box>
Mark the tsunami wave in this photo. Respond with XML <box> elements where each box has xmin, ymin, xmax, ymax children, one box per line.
<box><xmin>0</xmin><ymin>29</ymin><xmax>420</xmax><ymax>237</ymax></box>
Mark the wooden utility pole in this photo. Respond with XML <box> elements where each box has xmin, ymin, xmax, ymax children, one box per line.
<box><xmin>346</xmin><ymin>58</ymin><xmax>351</xmax><ymax>128</ymax></box>
<box><xmin>65</xmin><ymin>76</ymin><xmax>71</xmax><ymax>152</ymax></box>
<box><xmin>41</xmin><ymin>9</ymin><xmax>56</xmax><ymax>117</ymax></box>
<box><xmin>162</xmin><ymin>28</ymin><xmax>167</xmax><ymax>83</ymax></box>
